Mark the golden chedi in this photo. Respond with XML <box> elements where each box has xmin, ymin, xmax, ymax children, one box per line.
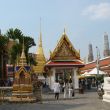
<box><xmin>33</xmin><ymin>31</ymin><xmax>46</xmax><ymax>75</ymax></box>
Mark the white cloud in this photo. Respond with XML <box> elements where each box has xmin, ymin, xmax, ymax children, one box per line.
<box><xmin>82</xmin><ymin>2</ymin><xmax>110</xmax><ymax>20</ymax></box>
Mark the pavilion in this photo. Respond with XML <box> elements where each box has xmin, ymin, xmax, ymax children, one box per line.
<box><xmin>45</xmin><ymin>30</ymin><xmax>84</xmax><ymax>90</ymax></box>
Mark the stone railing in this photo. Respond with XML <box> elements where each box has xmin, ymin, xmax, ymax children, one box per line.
<box><xmin>0</xmin><ymin>87</ymin><xmax>12</xmax><ymax>102</ymax></box>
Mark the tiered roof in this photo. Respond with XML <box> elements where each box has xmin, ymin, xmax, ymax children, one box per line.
<box><xmin>46</xmin><ymin>30</ymin><xmax>84</xmax><ymax>67</ymax></box>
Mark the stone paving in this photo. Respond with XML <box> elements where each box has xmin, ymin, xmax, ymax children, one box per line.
<box><xmin>0</xmin><ymin>89</ymin><xmax>110</xmax><ymax>110</ymax></box>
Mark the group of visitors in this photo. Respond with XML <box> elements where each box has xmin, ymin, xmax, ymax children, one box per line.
<box><xmin>53</xmin><ymin>80</ymin><xmax>74</xmax><ymax>100</ymax></box>
<box><xmin>79</xmin><ymin>78</ymin><xmax>93</xmax><ymax>91</ymax></box>
<box><xmin>78</xmin><ymin>78</ymin><xmax>103</xmax><ymax>94</ymax></box>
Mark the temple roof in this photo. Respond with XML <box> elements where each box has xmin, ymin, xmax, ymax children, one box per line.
<box><xmin>46</xmin><ymin>30</ymin><xmax>84</xmax><ymax>68</ymax></box>
<box><xmin>15</xmin><ymin>66</ymin><xmax>30</xmax><ymax>79</ymax></box>
<box><xmin>80</xmin><ymin>56</ymin><xmax>110</xmax><ymax>74</ymax></box>
<box><xmin>45</xmin><ymin>60</ymin><xmax>84</xmax><ymax>67</ymax></box>
<box><xmin>50</xmin><ymin>30</ymin><xmax>80</xmax><ymax>61</ymax></box>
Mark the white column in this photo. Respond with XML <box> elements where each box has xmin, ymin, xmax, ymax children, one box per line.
<box><xmin>71</xmin><ymin>68</ymin><xmax>74</xmax><ymax>88</ymax></box>
<box><xmin>49</xmin><ymin>68</ymin><xmax>56</xmax><ymax>90</ymax></box>
<box><xmin>73</xmin><ymin>68</ymin><xmax>79</xmax><ymax>89</ymax></box>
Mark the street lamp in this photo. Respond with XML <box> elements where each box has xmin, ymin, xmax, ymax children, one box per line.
<box><xmin>96</xmin><ymin>46</ymin><xmax>100</xmax><ymax>76</ymax></box>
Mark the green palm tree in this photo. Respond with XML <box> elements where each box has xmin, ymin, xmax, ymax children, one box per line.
<box><xmin>0</xmin><ymin>35</ymin><xmax>9</xmax><ymax>79</ymax></box>
<box><xmin>5</xmin><ymin>28</ymin><xmax>36</xmax><ymax>65</ymax></box>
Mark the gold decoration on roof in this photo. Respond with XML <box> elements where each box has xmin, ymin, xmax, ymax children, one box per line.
<box><xmin>50</xmin><ymin>29</ymin><xmax>80</xmax><ymax>60</ymax></box>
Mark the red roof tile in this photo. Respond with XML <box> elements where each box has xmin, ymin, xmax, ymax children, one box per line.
<box><xmin>81</xmin><ymin>57</ymin><xmax>110</xmax><ymax>73</ymax></box>
<box><xmin>45</xmin><ymin>60</ymin><xmax>84</xmax><ymax>67</ymax></box>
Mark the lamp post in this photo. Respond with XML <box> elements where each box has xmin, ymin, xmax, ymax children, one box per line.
<box><xmin>96</xmin><ymin>46</ymin><xmax>100</xmax><ymax>76</ymax></box>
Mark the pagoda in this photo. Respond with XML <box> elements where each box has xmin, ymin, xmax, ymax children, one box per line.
<box><xmin>9</xmin><ymin>41</ymin><xmax>35</xmax><ymax>102</ymax></box>
<box><xmin>33</xmin><ymin>31</ymin><xmax>46</xmax><ymax>75</ymax></box>
<box><xmin>45</xmin><ymin>29</ymin><xmax>84</xmax><ymax>90</ymax></box>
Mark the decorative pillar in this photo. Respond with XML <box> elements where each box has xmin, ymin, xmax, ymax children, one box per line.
<box><xmin>73</xmin><ymin>68</ymin><xmax>79</xmax><ymax>89</ymax></box>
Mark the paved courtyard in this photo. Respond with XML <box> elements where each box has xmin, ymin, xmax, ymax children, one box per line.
<box><xmin>0</xmin><ymin>90</ymin><xmax>110</xmax><ymax>110</ymax></box>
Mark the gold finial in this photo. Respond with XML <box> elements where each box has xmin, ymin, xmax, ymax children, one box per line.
<box><xmin>63</xmin><ymin>28</ymin><xmax>66</xmax><ymax>34</ymax></box>
<box><xmin>78</xmin><ymin>49</ymin><xmax>80</xmax><ymax>54</ymax></box>
<box><xmin>50</xmin><ymin>50</ymin><xmax>52</xmax><ymax>56</ymax></box>
<box><xmin>39</xmin><ymin>18</ymin><xmax>42</xmax><ymax>47</ymax></box>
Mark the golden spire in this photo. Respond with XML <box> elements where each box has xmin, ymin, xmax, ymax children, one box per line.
<box><xmin>37</xmin><ymin>18</ymin><xmax>43</xmax><ymax>54</ymax></box>
<box><xmin>33</xmin><ymin>18</ymin><xmax>46</xmax><ymax>74</ymax></box>
<box><xmin>39</xmin><ymin>18</ymin><xmax>42</xmax><ymax>47</ymax></box>
<box><xmin>21</xmin><ymin>37</ymin><xmax>25</xmax><ymax>58</ymax></box>
<box><xmin>19</xmin><ymin>37</ymin><xmax>27</xmax><ymax>66</ymax></box>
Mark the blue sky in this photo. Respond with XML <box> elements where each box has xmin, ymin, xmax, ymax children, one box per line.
<box><xmin>0</xmin><ymin>0</ymin><xmax>110</xmax><ymax>61</ymax></box>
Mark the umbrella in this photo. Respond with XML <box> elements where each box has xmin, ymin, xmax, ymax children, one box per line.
<box><xmin>88</xmin><ymin>68</ymin><xmax>105</xmax><ymax>75</ymax></box>
<box><xmin>81</xmin><ymin>72</ymin><xmax>92</xmax><ymax>77</ymax></box>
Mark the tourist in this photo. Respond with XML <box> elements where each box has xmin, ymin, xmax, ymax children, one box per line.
<box><xmin>53</xmin><ymin>80</ymin><xmax>60</xmax><ymax>100</ymax></box>
<box><xmin>63</xmin><ymin>82</ymin><xmax>69</xmax><ymax>98</ymax></box>
<box><xmin>79</xmin><ymin>81</ymin><xmax>84</xmax><ymax>94</ymax></box>
<box><xmin>68</xmin><ymin>83</ymin><xmax>74</xmax><ymax>98</ymax></box>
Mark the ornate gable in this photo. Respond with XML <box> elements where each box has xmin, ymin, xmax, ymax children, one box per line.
<box><xmin>50</xmin><ymin>32</ymin><xmax>80</xmax><ymax>60</ymax></box>
<box><xmin>15</xmin><ymin>66</ymin><xmax>30</xmax><ymax>79</ymax></box>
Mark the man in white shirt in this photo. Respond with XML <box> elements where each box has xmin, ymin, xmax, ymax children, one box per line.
<box><xmin>53</xmin><ymin>80</ymin><xmax>60</xmax><ymax>100</ymax></box>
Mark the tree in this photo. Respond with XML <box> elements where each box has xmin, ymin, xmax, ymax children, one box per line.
<box><xmin>28</xmin><ymin>54</ymin><xmax>37</xmax><ymax>66</ymax></box>
<box><xmin>0</xmin><ymin>35</ymin><xmax>9</xmax><ymax>48</ymax></box>
<box><xmin>0</xmin><ymin>35</ymin><xmax>9</xmax><ymax>79</ymax></box>
<box><xmin>6</xmin><ymin>28</ymin><xmax>23</xmax><ymax>40</ymax></box>
<box><xmin>5</xmin><ymin>28</ymin><xmax>36</xmax><ymax>65</ymax></box>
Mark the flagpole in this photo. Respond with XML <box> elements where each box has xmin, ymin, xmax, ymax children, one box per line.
<box><xmin>96</xmin><ymin>46</ymin><xmax>100</xmax><ymax>76</ymax></box>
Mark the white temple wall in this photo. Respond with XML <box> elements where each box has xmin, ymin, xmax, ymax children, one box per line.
<box><xmin>103</xmin><ymin>77</ymin><xmax>110</xmax><ymax>102</ymax></box>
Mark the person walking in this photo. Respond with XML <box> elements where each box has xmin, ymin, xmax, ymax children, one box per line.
<box><xmin>63</xmin><ymin>82</ymin><xmax>69</xmax><ymax>98</ymax></box>
<box><xmin>53</xmin><ymin>80</ymin><xmax>60</xmax><ymax>100</ymax></box>
<box><xmin>68</xmin><ymin>83</ymin><xmax>73</xmax><ymax>98</ymax></box>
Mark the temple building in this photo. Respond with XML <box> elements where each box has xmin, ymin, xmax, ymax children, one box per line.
<box><xmin>81</xmin><ymin>56</ymin><xmax>110</xmax><ymax>75</ymax></box>
<box><xmin>33</xmin><ymin>31</ymin><xmax>46</xmax><ymax>76</ymax></box>
<box><xmin>81</xmin><ymin>32</ymin><xmax>110</xmax><ymax>75</ymax></box>
<box><xmin>45</xmin><ymin>30</ymin><xmax>84</xmax><ymax>90</ymax></box>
